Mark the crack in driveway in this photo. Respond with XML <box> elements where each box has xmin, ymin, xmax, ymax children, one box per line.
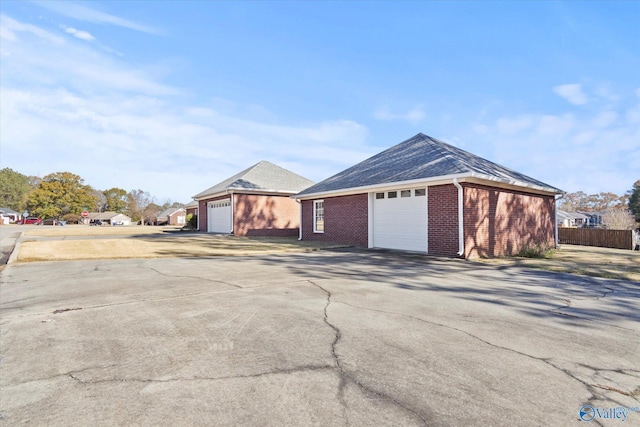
<box><xmin>66</xmin><ymin>364</ymin><xmax>334</xmax><ymax>385</ymax></box>
<box><xmin>333</xmin><ymin>300</ymin><xmax>639</xmax><ymax>406</ymax></box>
<box><xmin>308</xmin><ymin>280</ymin><xmax>429</xmax><ymax>426</ymax></box>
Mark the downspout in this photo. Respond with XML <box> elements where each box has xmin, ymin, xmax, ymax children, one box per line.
<box><xmin>228</xmin><ymin>191</ymin><xmax>234</xmax><ymax>234</ymax></box>
<box><xmin>295</xmin><ymin>199</ymin><xmax>302</xmax><ymax>240</ymax></box>
<box><xmin>453</xmin><ymin>178</ymin><xmax>464</xmax><ymax>257</ymax></box>
<box><xmin>554</xmin><ymin>193</ymin><xmax>564</xmax><ymax>248</ymax></box>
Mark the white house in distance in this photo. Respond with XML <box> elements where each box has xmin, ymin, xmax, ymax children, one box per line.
<box><xmin>85</xmin><ymin>212</ymin><xmax>132</xmax><ymax>225</ymax></box>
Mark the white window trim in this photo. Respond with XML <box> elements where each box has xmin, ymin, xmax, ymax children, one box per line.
<box><xmin>313</xmin><ymin>199</ymin><xmax>324</xmax><ymax>233</ymax></box>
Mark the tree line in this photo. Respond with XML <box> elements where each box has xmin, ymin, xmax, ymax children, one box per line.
<box><xmin>0</xmin><ymin>168</ymin><xmax>184</xmax><ymax>224</ymax></box>
<box><xmin>558</xmin><ymin>180</ymin><xmax>640</xmax><ymax>230</ymax></box>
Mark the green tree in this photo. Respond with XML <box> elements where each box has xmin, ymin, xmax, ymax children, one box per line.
<box><xmin>0</xmin><ymin>168</ymin><xmax>35</xmax><ymax>212</ymax></box>
<box><xmin>103</xmin><ymin>187</ymin><xmax>128</xmax><ymax>212</ymax></box>
<box><xmin>628</xmin><ymin>179</ymin><xmax>640</xmax><ymax>223</ymax></box>
<box><xmin>27</xmin><ymin>172</ymin><xmax>97</xmax><ymax>219</ymax></box>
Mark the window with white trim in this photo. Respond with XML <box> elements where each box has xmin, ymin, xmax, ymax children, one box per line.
<box><xmin>313</xmin><ymin>200</ymin><xmax>324</xmax><ymax>233</ymax></box>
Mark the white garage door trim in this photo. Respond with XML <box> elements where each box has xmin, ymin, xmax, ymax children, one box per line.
<box><xmin>371</xmin><ymin>188</ymin><xmax>427</xmax><ymax>252</ymax></box>
<box><xmin>208</xmin><ymin>198</ymin><xmax>232</xmax><ymax>233</ymax></box>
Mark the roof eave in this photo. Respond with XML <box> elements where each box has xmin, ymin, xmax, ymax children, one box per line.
<box><xmin>294</xmin><ymin>173</ymin><xmax>562</xmax><ymax>200</ymax></box>
<box><xmin>294</xmin><ymin>173</ymin><xmax>471</xmax><ymax>200</ymax></box>
<box><xmin>194</xmin><ymin>188</ymin><xmax>301</xmax><ymax>200</ymax></box>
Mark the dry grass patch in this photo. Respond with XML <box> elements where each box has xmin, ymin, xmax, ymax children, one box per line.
<box><xmin>477</xmin><ymin>244</ymin><xmax>640</xmax><ymax>282</ymax></box>
<box><xmin>17</xmin><ymin>233</ymin><xmax>345</xmax><ymax>262</ymax></box>
<box><xmin>22</xmin><ymin>225</ymin><xmax>172</xmax><ymax>238</ymax></box>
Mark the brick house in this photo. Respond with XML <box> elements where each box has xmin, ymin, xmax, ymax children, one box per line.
<box><xmin>294</xmin><ymin>133</ymin><xmax>563</xmax><ymax>258</ymax></box>
<box><xmin>193</xmin><ymin>161</ymin><xmax>314</xmax><ymax>236</ymax></box>
<box><xmin>156</xmin><ymin>207</ymin><xmax>187</xmax><ymax>226</ymax></box>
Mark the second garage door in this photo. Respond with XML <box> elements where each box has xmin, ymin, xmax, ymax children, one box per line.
<box><xmin>208</xmin><ymin>199</ymin><xmax>232</xmax><ymax>233</ymax></box>
<box><xmin>372</xmin><ymin>188</ymin><xmax>427</xmax><ymax>252</ymax></box>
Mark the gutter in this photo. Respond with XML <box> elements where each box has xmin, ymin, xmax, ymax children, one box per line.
<box><xmin>295</xmin><ymin>198</ymin><xmax>302</xmax><ymax>240</ymax></box>
<box><xmin>228</xmin><ymin>190</ymin><xmax>234</xmax><ymax>234</ymax></box>
<box><xmin>453</xmin><ymin>178</ymin><xmax>464</xmax><ymax>257</ymax></box>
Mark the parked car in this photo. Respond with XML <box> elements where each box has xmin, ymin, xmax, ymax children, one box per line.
<box><xmin>89</xmin><ymin>219</ymin><xmax>103</xmax><ymax>226</ymax></box>
<box><xmin>18</xmin><ymin>217</ymin><xmax>42</xmax><ymax>225</ymax></box>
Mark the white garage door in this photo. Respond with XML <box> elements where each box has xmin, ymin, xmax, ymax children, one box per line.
<box><xmin>208</xmin><ymin>199</ymin><xmax>232</xmax><ymax>233</ymax></box>
<box><xmin>372</xmin><ymin>188</ymin><xmax>427</xmax><ymax>252</ymax></box>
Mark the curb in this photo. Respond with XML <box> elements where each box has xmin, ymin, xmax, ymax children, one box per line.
<box><xmin>6</xmin><ymin>231</ymin><xmax>24</xmax><ymax>265</ymax></box>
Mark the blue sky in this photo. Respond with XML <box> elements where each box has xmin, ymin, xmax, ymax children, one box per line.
<box><xmin>1</xmin><ymin>1</ymin><xmax>638</xmax><ymax>204</ymax></box>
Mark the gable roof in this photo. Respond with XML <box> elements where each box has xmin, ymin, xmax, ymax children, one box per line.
<box><xmin>0</xmin><ymin>207</ymin><xmax>20</xmax><ymax>215</ymax></box>
<box><xmin>557</xmin><ymin>210</ymin><xmax>589</xmax><ymax>221</ymax></box>
<box><xmin>194</xmin><ymin>160</ymin><xmax>315</xmax><ymax>199</ymax></box>
<box><xmin>296</xmin><ymin>133</ymin><xmax>562</xmax><ymax>197</ymax></box>
<box><xmin>157</xmin><ymin>207</ymin><xmax>186</xmax><ymax>219</ymax></box>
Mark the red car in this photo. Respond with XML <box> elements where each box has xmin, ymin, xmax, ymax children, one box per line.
<box><xmin>19</xmin><ymin>217</ymin><xmax>42</xmax><ymax>225</ymax></box>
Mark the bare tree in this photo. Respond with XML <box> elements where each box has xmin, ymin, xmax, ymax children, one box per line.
<box><xmin>603</xmin><ymin>207</ymin><xmax>638</xmax><ymax>230</ymax></box>
<box><xmin>93</xmin><ymin>189</ymin><xmax>107</xmax><ymax>212</ymax></box>
<box><xmin>126</xmin><ymin>189</ymin><xmax>154</xmax><ymax>225</ymax></box>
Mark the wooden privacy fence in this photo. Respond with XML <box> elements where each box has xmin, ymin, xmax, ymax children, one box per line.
<box><xmin>559</xmin><ymin>228</ymin><xmax>635</xmax><ymax>250</ymax></box>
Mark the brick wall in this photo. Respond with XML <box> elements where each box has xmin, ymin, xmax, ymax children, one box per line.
<box><xmin>301</xmin><ymin>194</ymin><xmax>368</xmax><ymax>247</ymax></box>
<box><xmin>463</xmin><ymin>183</ymin><xmax>555</xmax><ymax>258</ymax></box>
<box><xmin>428</xmin><ymin>184</ymin><xmax>460</xmax><ymax>256</ymax></box>
<box><xmin>233</xmin><ymin>194</ymin><xmax>299</xmax><ymax>237</ymax></box>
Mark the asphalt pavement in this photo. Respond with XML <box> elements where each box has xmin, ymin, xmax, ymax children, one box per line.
<box><xmin>1</xmin><ymin>249</ymin><xmax>638</xmax><ymax>426</ymax></box>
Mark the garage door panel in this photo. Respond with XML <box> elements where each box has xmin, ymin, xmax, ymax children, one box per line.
<box><xmin>372</xmin><ymin>189</ymin><xmax>427</xmax><ymax>252</ymax></box>
<box><xmin>208</xmin><ymin>199</ymin><xmax>232</xmax><ymax>233</ymax></box>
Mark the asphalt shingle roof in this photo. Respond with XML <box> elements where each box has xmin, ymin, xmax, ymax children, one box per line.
<box><xmin>297</xmin><ymin>133</ymin><xmax>561</xmax><ymax>196</ymax></box>
<box><xmin>194</xmin><ymin>161</ymin><xmax>315</xmax><ymax>199</ymax></box>
<box><xmin>157</xmin><ymin>207</ymin><xmax>185</xmax><ymax>219</ymax></box>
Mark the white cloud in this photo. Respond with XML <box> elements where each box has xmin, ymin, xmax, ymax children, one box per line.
<box><xmin>0</xmin><ymin>14</ymin><xmax>64</xmax><ymax>44</ymax></box>
<box><xmin>0</xmin><ymin>14</ymin><xmax>370</xmax><ymax>202</ymax></box>
<box><xmin>374</xmin><ymin>105</ymin><xmax>426</xmax><ymax>123</ymax></box>
<box><xmin>62</xmin><ymin>25</ymin><xmax>95</xmax><ymax>41</ymax></box>
<box><xmin>496</xmin><ymin>116</ymin><xmax>533</xmax><ymax>134</ymax></box>
<box><xmin>553</xmin><ymin>83</ymin><xmax>589</xmax><ymax>105</ymax></box>
<box><xmin>593</xmin><ymin>111</ymin><xmax>618</xmax><ymax>128</ymax></box>
<box><xmin>1</xmin><ymin>88</ymin><xmax>370</xmax><ymax>201</ymax></box>
<box><xmin>537</xmin><ymin>114</ymin><xmax>574</xmax><ymax>136</ymax></box>
<box><xmin>2</xmin><ymin>17</ymin><xmax>176</xmax><ymax>96</ymax></box>
<box><xmin>472</xmin><ymin>95</ymin><xmax>638</xmax><ymax>195</ymax></box>
<box><xmin>34</xmin><ymin>1</ymin><xmax>162</xmax><ymax>35</ymax></box>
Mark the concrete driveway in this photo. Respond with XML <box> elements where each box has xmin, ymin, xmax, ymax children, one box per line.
<box><xmin>1</xmin><ymin>249</ymin><xmax>638</xmax><ymax>426</ymax></box>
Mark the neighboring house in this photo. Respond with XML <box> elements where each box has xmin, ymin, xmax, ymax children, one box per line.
<box><xmin>0</xmin><ymin>207</ymin><xmax>20</xmax><ymax>224</ymax></box>
<box><xmin>193</xmin><ymin>161</ymin><xmax>314</xmax><ymax>236</ymax></box>
<box><xmin>580</xmin><ymin>211</ymin><xmax>604</xmax><ymax>228</ymax></box>
<box><xmin>557</xmin><ymin>210</ymin><xmax>590</xmax><ymax>228</ymax></box>
<box><xmin>86</xmin><ymin>212</ymin><xmax>132</xmax><ymax>225</ymax></box>
<box><xmin>156</xmin><ymin>207</ymin><xmax>187</xmax><ymax>226</ymax></box>
<box><xmin>294</xmin><ymin>133</ymin><xmax>563</xmax><ymax>259</ymax></box>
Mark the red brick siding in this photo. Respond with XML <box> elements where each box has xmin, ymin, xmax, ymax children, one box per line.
<box><xmin>233</xmin><ymin>194</ymin><xmax>299</xmax><ymax>237</ymax></box>
<box><xmin>198</xmin><ymin>195</ymin><xmax>231</xmax><ymax>231</ymax></box>
<box><xmin>428</xmin><ymin>184</ymin><xmax>460</xmax><ymax>256</ymax></box>
<box><xmin>463</xmin><ymin>184</ymin><xmax>555</xmax><ymax>258</ymax></box>
<box><xmin>198</xmin><ymin>194</ymin><xmax>300</xmax><ymax>236</ymax></box>
<box><xmin>301</xmin><ymin>194</ymin><xmax>368</xmax><ymax>247</ymax></box>
<box><xmin>166</xmin><ymin>211</ymin><xmax>185</xmax><ymax>225</ymax></box>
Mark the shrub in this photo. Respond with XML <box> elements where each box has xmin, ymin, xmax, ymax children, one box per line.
<box><xmin>517</xmin><ymin>245</ymin><xmax>555</xmax><ymax>259</ymax></box>
<box><xmin>184</xmin><ymin>213</ymin><xmax>197</xmax><ymax>230</ymax></box>
<box><xmin>62</xmin><ymin>213</ymin><xmax>83</xmax><ymax>224</ymax></box>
